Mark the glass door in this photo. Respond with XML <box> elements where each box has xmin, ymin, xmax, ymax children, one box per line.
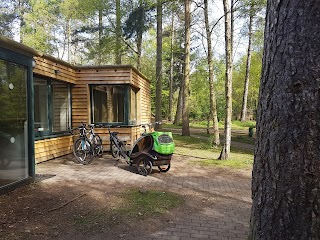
<box><xmin>0</xmin><ymin>59</ymin><xmax>28</xmax><ymax>187</ymax></box>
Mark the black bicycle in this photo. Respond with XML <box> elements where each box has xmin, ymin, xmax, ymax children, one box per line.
<box><xmin>87</xmin><ymin>124</ymin><xmax>103</xmax><ymax>157</ymax></box>
<box><xmin>107</xmin><ymin>125</ymin><xmax>129</xmax><ymax>161</ymax></box>
<box><xmin>71</xmin><ymin>123</ymin><xmax>95</xmax><ymax>165</ymax></box>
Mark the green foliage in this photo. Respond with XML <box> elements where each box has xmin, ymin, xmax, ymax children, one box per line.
<box><xmin>232</xmin><ymin>51</ymin><xmax>262</xmax><ymax>119</ymax></box>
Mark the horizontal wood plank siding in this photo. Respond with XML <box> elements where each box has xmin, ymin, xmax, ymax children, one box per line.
<box><xmin>34</xmin><ymin>63</ymin><xmax>151</xmax><ymax>161</ymax></box>
<box><xmin>131</xmin><ymin>70</ymin><xmax>151</xmax><ymax>124</ymax></box>
<box><xmin>35</xmin><ymin>136</ymin><xmax>73</xmax><ymax>163</ymax></box>
<box><xmin>33</xmin><ymin>56</ymin><xmax>76</xmax><ymax>84</ymax></box>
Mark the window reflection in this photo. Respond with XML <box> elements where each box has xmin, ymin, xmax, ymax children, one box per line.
<box><xmin>92</xmin><ymin>85</ymin><xmax>125</xmax><ymax>123</ymax></box>
<box><xmin>0</xmin><ymin>59</ymin><xmax>28</xmax><ymax>187</ymax></box>
<box><xmin>34</xmin><ymin>77</ymin><xmax>71</xmax><ymax>137</ymax></box>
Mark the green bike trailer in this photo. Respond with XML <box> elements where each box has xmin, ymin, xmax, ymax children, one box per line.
<box><xmin>129</xmin><ymin>131</ymin><xmax>175</xmax><ymax>176</ymax></box>
<box><xmin>150</xmin><ymin>131</ymin><xmax>175</xmax><ymax>155</ymax></box>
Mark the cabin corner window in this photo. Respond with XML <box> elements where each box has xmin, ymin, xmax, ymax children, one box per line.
<box><xmin>91</xmin><ymin>85</ymin><xmax>138</xmax><ymax>125</ymax></box>
<box><xmin>34</xmin><ymin>77</ymin><xmax>71</xmax><ymax>137</ymax></box>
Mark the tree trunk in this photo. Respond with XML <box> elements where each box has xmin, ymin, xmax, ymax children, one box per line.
<box><xmin>240</xmin><ymin>8</ymin><xmax>253</xmax><ymax>122</ymax></box>
<box><xmin>204</xmin><ymin>0</ymin><xmax>220</xmax><ymax>146</ymax></box>
<box><xmin>98</xmin><ymin>9</ymin><xmax>103</xmax><ymax>65</ymax></box>
<box><xmin>182</xmin><ymin>0</ymin><xmax>190</xmax><ymax>136</ymax></box>
<box><xmin>136</xmin><ymin>0</ymin><xmax>143</xmax><ymax>70</ymax></box>
<box><xmin>115</xmin><ymin>0</ymin><xmax>122</xmax><ymax>64</ymax></box>
<box><xmin>219</xmin><ymin>0</ymin><xmax>233</xmax><ymax>160</ymax></box>
<box><xmin>174</xmin><ymin>85</ymin><xmax>183</xmax><ymax>125</ymax></box>
<box><xmin>249</xmin><ymin>1</ymin><xmax>320</xmax><ymax>239</ymax></box>
<box><xmin>155</xmin><ymin>0</ymin><xmax>162</xmax><ymax>130</ymax></box>
<box><xmin>168</xmin><ymin>11</ymin><xmax>175</xmax><ymax>122</ymax></box>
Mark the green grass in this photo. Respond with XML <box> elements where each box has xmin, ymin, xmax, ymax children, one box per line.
<box><xmin>164</xmin><ymin>120</ymin><xmax>256</xmax><ymax>130</ymax></box>
<box><xmin>116</xmin><ymin>189</ymin><xmax>184</xmax><ymax>218</ymax></box>
<box><xmin>173</xmin><ymin>134</ymin><xmax>216</xmax><ymax>151</ymax></box>
<box><xmin>231</xmin><ymin>120</ymin><xmax>256</xmax><ymax>129</ymax></box>
<box><xmin>191</xmin><ymin>153</ymin><xmax>253</xmax><ymax>170</ymax></box>
<box><xmin>172</xmin><ymin>133</ymin><xmax>254</xmax><ymax>170</ymax></box>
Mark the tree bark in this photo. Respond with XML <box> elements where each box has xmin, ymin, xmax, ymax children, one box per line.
<box><xmin>155</xmin><ymin>0</ymin><xmax>162</xmax><ymax>130</ymax></box>
<box><xmin>240</xmin><ymin>6</ymin><xmax>253</xmax><ymax>122</ymax></box>
<box><xmin>168</xmin><ymin>11</ymin><xmax>175</xmax><ymax>122</ymax></box>
<box><xmin>98</xmin><ymin>9</ymin><xmax>103</xmax><ymax>65</ymax></box>
<box><xmin>249</xmin><ymin>1</ymin><xmax>320</xmax><ymax>239</ymax></box>
<box><xmin>182</xmin><ymin>0</ymin><xmax>191</xmax><ymax>136</ymax></box>
<box><xmin>219</xmin><ymin>0</ymin><xmax>233</xmax><ymax>160</ymax></box>
<box><xmin>174</xmin><ymin>85</ymin><xmax>183</xmax><ymax>125</ymax></box>
<box><xmin>115</xmin><ymin>0</ymin><xmax>122</xmax><ymax>65</ymax></box>
<box><xmin>136</xmin><ymin>0</ymin><xmax>143</xmax><ymax>70</ymax></box>
<box><xmin>204</xmin><ymin>0</ymin><xmax>220</xmax><ymax>146</ymax></box>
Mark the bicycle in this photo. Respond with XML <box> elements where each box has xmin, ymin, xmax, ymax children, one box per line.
<box><xmin>107</xmin><ymin>125</ymin><xmax>129</xmax><ymax>161</ymax></box>
<box><xmin>87</xmin><ymin>124</ymin><xmax>103</xmax><ymax>157</ymax></box>
<box><xmin>71</xmin><ymin>123</ymin><xmax>95</xmax><ymax>165</ymax></box>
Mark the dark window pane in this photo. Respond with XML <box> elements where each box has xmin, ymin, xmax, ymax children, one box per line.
<box><xmin>34</xmin><ymin>78</ymin><xmax>48</xmax><ymax>135</ymax></box>
<box><xmin>0</xmin><ymin>59</ymin><xmax>28</xmax><ymax>187</ymax></box>
<box><xmin>52</xmin><ymin>81</ymin><xmax>70</xmax><ymax>132</ymax></box>
<box><xmin>92</xmin><ymin>85</ymin><xmax>125</xmax><ymax>123</ymax></box>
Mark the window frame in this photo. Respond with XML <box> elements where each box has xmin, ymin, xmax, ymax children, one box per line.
<box><xmin>0</xmin><ymin>46</ymin><xmax>35</xmax><ymax>190</ymax></box>
<box><xmin>90</xmin><ymin>84</ymin><xmax>138</xmax><ymax>126</ymax></box>
<box><xmin>34</xmin><ymin>76</ymin><xmax>72</xmax><ymax>139</ymax></box>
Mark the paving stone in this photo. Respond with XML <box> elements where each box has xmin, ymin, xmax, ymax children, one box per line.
<box><xmin>36</xmin><ymin>153</ymin><xmax>252</xmax><ymax>240</ymax></box>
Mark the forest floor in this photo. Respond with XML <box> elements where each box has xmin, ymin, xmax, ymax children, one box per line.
<box><xmin>0</xmin><ymin>128</ymin><xmax>253</xmax><ymax>240</ymax></box>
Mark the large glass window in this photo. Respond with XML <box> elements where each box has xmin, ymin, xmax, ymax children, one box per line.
<box><xmin>0</xmin><ymin>59</ymin><xmax>28</xmax><ymax>188</ymax></box>
<box><xmin>91</xmin><ymin>85</ymin><xmax>138</xmax><ymax>125</ymax></box>
<box><xmin>34</xmin><ymin>77</ymin><xmax>71</xmax><ymax>137</ymax></box>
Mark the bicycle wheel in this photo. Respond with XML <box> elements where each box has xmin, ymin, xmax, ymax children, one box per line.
<box><xmin>137</xmin><ymin>157</ymin><xmax>153</xmax><ymax>176</ymax></box>
<box><xmin>73</xmin><ymin>138</ymin><xmax>94</xmax><ymax>164</ymax></box>
<box><xmin>92</xmin><ymin>134</ymin><xmax>103</xmax><ymax>157</ymax></box>
<box><xmin>110</xmin><ymin>140</ymin><xmax>119</xmax><ymax>158</ymax></box>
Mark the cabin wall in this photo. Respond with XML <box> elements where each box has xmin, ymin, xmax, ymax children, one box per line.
<box><xmin>33</xmin><ymin>56</ymin><xmax>76</xmax><ymax>84</ymax></box>
<box><xmin>34</xmin><ymin>136</ymin><xmax>73</xmax><ymax>163</ymax></box>
<box><xmin>131</xmin><ymin>70</ymin><xmax>151</xmax><ymax>124</ymax></box>
<box><xmin>32</xmin><ymin>58</ymin><xmax>151</xmax><ymax>163</ymax></box>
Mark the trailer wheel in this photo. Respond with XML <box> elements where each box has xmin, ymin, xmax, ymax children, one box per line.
<box><xmin>158</xmin><ymin>164</ymin><xmax>170</xmax><ymax>172</ymax></box>
<box><xmin>137</xmin><ymin>157</ymin><xmax>153</xmax><ymax>176</ymax></box>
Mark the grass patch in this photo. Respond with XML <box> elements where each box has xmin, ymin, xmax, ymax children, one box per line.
<box><xmin>73</xmin><ymin>208</ymin><xmax>121</xmax><ymax>232</ymax></box>
<box><xmin>172</xmin><ymin>133</ymin><xmax>254</xmax><ymax>170</ymax></box>
<box><xmin>173</xmin><ymin>134</ymin><xmax>214</xmax><ymax>150</ymax></box>
<box><xmin>231</xmin><ymin>120</ymin><xmax>256</xmax><ymax>129</ymax></box>
<box><xmin>73</xmin><ymin>189</ymin><xmax>184</xmax><ymax>232</ymax></box>
<box><xmin>116</xmin><ymin>189</ymin><xmax>184</xmax><ymax>218</ymax></box>
<box><xmin>191</xmin><ymin>153</ymin><xmax>253</xmax><ymax>170</ymax></box>
<box><xmin>231</xmin><ymin>135</ymin><xmax>255</xmax><ymax>145</ymax></box>
<box><xmin>164</xmin><ymin>120</ymin><xmax>256</xmax><ymax>130</ymax></box>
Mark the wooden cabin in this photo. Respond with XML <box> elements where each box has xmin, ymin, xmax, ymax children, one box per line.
<box><xmin>0</xmin><ymin>36</ymin><xmax>151</xmax><ymax>191</ymax></box>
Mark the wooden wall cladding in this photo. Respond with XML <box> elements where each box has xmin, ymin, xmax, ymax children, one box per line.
<box><xmin>33</xmin><ymin>56</ymin><xmax>76</xmax><ymax>84</ymax></box>
<box><xmin>35</xmin><ymin>136</ymin><xmax>73</xmax><ymax>163</ymax></box>
<box><xmin>33</xmin><ymin>61</ymin><xmax>151</xmax><ymax>161</ymax></box>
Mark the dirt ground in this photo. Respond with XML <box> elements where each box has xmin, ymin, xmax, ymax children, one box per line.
<box><xmin>0</xmin><ymin>152</ymin><xmax>252</xmax><ymax>240</ymax></box>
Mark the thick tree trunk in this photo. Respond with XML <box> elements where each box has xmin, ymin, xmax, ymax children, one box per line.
<box><xmin>155</xmin><ymin>0</ymin><xmax>162</xmax><ymax>130</ymax></box>
<box><xmin>204</xmin><ymin>0</ymin><xmax>220</xmax><ymax>146</ymax></box>
<box><xmin>240</xmin><ymin>10</ymin><xmax>253</xmax><ymax>122</ymax></box>
<box><xmin>219</xmin><ymin>0</ymin><xmax>233</xmax><ymax>160</ymax></box>
<box><xmin>249</xmin><ymin>1</ymin><xmax>320</xmax><ymax>239</ymax></box>
<box><xmin>115</xmin><ymin>0</ymin><xmax>122</xmax><ymax>65</ymax></box>
<box><xmin>182</xmin><ymin>0</ymin><xmax>191</xmax><ymax>136</ymax></box>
